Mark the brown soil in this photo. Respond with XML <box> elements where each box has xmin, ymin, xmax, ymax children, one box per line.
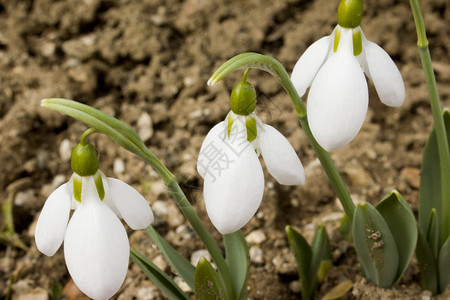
<box><xmin>0</xmin><ymin>0</ymin><xmax>449</xmax><ymax>299</ymax></box>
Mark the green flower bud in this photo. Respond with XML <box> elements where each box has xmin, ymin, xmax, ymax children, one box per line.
<box><xmin>71</xmin><ymin>142</ymin><xmax>100</xmax><ymax>176</ymax></box>
<box><xmin>337</xmin><ymin>0</ymin><xmax>363</xmax><ymax>29</ymax></box>
<box><xmin>230</xmin><ymin>80</ymin><xmax>256</xmax><ymax>116</ymax></box>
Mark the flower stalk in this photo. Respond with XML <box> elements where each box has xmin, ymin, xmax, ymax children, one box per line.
<box><xmin>410</xmin><ymin>0</ymin><xmax>450</xmax><ymax>241</ymax></box>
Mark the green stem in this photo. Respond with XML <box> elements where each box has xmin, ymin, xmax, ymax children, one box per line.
<box><xmin>79</xmin><ymin>128</ymin><xmax>97</xmax><ymax>145</ymax></box>
<box><xmin>42</xmin><ymin>98</ymin><xmax>235</xmax><ymax>300</ymax></box>
<box><xmin>208</xmin><ymin>53</ymin><xmax>355</xmax><ymax>221</ymax></box>
<box><xmin>410</xmin><ymin>0</ymin><xmax>450</xmax><ymax>241</ymax></box>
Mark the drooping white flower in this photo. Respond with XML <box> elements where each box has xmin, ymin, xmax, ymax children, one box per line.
<box><xmin>197</xmin><ymin>110</ymin><xmax>305</xmax><ymax>234</ymax></box>
<box><xmin>291</xmin><ymin>19</ymin><xmax>405</xmax><ymax>151</ymax></box>
<box><xmin>35</xmin><ymin>141</ymin><xmax>153</xmax><ymax>300</ymax></box>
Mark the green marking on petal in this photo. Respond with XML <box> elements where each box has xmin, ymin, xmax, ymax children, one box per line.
<box><xmin>94</xmin><ymin>172</ymin><xmax>105</xmax><ymax>200</ymax></box>
<box><xmin>352</xmin><ymin>30</ymin><xmax>362</xmax><ymax>56</ymax></box>
<box><xmin>73</xmin><ymin>176</ymin><xmax>82</xmax><ymax>203</ymax></box>
<box><xmin>228</xmin><ymin>113</ymin><xmax>233</xmax><ymax>137</ymax></box>
<box><xmin>246</xmin><ymin>117</ymin><xmax>257</xmax><ymax>142</ymax></box>
<box><xmin>333</xmin><ymin>29</ymin><xmax>341</xmax><ymax>52</ymax></box>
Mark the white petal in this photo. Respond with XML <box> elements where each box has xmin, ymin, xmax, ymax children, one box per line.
<box><xmin>64</xmin><ymin>184</ymin><xmax>129</xmax><ymax>300</ymax></box>
<box><xmin>363</xmin><ymin>41</ymin><xmax>405</xmax><ymax>107</ymax></box>
<box><xmin>291</xmin><ymin>35</ymin><xmax>332</xmax><ymax>97</ymax></box>
<box><xmin>308</xmin><ymin>30</ymin><xmax>368</xmax><ymax>151</ymax></box>
<box><xmin>203</xmin><ymin>142</ymin><xmax>264</xmax><ymax>234</ymax></box>
<box><xmin>259</xmin><ymin>124</ymin><xmax>305</xmax><ymax>185</ymax></box>
<box><xmin>107</xmin><ymin>177</ymin><xmax>154</xmax><ymax>230</ymax></box>
<box><xmin>197</xmin><ymin>121</ymin><xmax>228</xmax><ymax>179</ymax></box>
<box><xmin>35</xmin><ymin>183</ymin><xmax>71</xmax><ymax>256</ymax></box>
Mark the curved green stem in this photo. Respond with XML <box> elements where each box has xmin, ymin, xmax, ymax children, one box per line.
<box><xmin>80</xmin><ymin>128</ymin><xmax>97</xmax><ymax>145</ymax></box>
<box><xmin>410</xmin><ymin>0</ymin><xmax>450</xmax><ymax>241</ymax></box>
<box><xmin>208</xmin><ymin>53</ymin><xmax>355</xmax><ymax>221</ymax></box>
<box><xmin>41</xmin><ymin>98</ymin><xmax>235</xmax><ymax>300</ymax></box>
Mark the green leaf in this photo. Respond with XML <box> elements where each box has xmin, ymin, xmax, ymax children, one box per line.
<box><xmin>439</xmin><ymin>235</ymin><xmax>450</xmax><ymax>292</ymax></box>
<box><xmin>223</xmin><ymin>231</ymin><xmax>249</xmax><ymax>300</ymax></box>
<box><xmin>427</xmin><ymin>209</ymin><xmax>440</xmax><ymax>258</ymax></box>
<box><xmin>146</xmin><ymin>226</ymin><xmax>196</xmax><ymax>290</ymax></box>
<box><xmin>352</xmin><ymin>202</ymin><xmax>399</xmax><ymax>288</ymax></box>
<box><xmin>195</xmin><ymin>257</ymin><xmax>227</xmax><ymax>300</ymax></box>
<box><xmin>419</xmin><ymin>110</ymin><xmax>450</xmax><ymax>246</ymax></box>
<box><xmin>311</xmin><ymin>224</ymin><xmax>333</xmax><ymax>284</ymax></box>
<box><xmin>339</xmin><ymin>214</ymin><xmax>352</xmax><ymax>242</ymax></box>
<box><xmin>416</xmin><ymin>225</ymin><xmax>438</xmax><ymax>294</ymax></box>
<box><xmin>286</xmin><ymin>225</ymin><xmax>313</xmax><ymax>299</ymax></box>
<box><xmin>375</xmin><ymin>190</ymin><xmax>418</xmax><ymax>285</ymax></box>
<box><xmin>131</xmin><ymin>249</ymin><xmax>189</xmax><ymax>300</ymax></box>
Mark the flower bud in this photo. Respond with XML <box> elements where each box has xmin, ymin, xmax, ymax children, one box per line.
<box><xmin>230</xmin><ymin>80</ymin><xmax>256</xmax><ymax>116</ymax></box>
<box><xmin>337</xmin><ymin>0</ymin><xmax>363</xmax><ymax>29</ymax></box>
<box><xmin>71</xmin><ymin>142</ymin><xmax>99</xmax><ymax>176</ymax></box>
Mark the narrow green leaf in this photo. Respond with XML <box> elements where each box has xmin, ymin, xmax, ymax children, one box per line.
<box><xmin>195</xmin><ymin>257</ymin><xmax>227</xmax><ymax>300</ymax></box>
<box><xmin>416</xmin><ymin>224</ymin><xmax>438</xmax><ymax>294</ymax></box>
<box><xmin>131</xmin><ymin>249</ymin><xmax>189</xmax><ymax>300</ymax></box>
<box><xmin>223</xmin><ymin>231</ymin><xmax>249</xmax><ymax>299</ymax></box>
<box><xmin>439</xmin><ymin>235</ymin><xmax>450</xmax><ymax>292</ymax></box>
<box><xmin>419</xmin><ymin>109</ymin><xmax>450</xmax><ymax>246</ymax></box>
<box><xmin>375</xmin><ymin>190</ymin><xmax>418</xmax><ymax>285</ymax></box>
<box><xmin>352</xmin><ymin>202</ymin><xmax>399</xmax><ymax>288</ymax></box>
<box><xmin>286</xmin><ymin>226</ymin><xmax>313</xmax><ymax>299</ymax></box>
<box><xmin>339</xmin><ymin>214</ymin><xmax>352</xmax><ymax>242</ymax></box>
<box><xmin>311</xmin><ymin>224</ymin><xmax>333</xmax><ymax>284</ymax></box>
<box><xmin>146</xmin><ymin>226</ymin><xmax>196</xmax><ymax>290</ymax></box>
<box><xmin>427</xmin><ymin>209</ymin><xmax>440</xmax><ymax>258</ymax></box>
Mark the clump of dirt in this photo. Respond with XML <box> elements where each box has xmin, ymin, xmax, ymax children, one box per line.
<box><xmin>0</xmin><ymin>0</ymin><xmax>449</xmax><ymax>299</ymax></box>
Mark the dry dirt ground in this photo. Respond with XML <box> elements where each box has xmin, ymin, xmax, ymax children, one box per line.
<box><xmin>0</xmin><ymin>0</ymin><xmax>449</xmax><ymax>299</ymax></box>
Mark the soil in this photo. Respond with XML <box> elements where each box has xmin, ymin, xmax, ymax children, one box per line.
<box><xmin>0</xmin><ymin>0</ymin><xmax>449</xmax><ymax>299</ymax></box>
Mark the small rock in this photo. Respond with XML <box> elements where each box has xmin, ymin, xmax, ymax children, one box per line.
<box><xmin>289</xmin><ymin>280</ymin><xmax>301</xmax><ymax>294</ymax></box>
<box><xmin>401</xmin><ymin>167</ymin><xmax>420</xmax><ymax>189</ymax></box>
<box><xmin>245</xmin><ymin>229</ymin><xmax>266</xmax><ymax>245</ymax></box>
<box><xmin>272</xmin><ymin>249</ymin><xmax>297</xmax><ymax>275</ymax></box>
<box><xmin>152</xmin><ymin>200</ymin><xmax>169</xmax><ymax>217</ymax></box>
<box><xmin>113</xmin><ymin>158</ymin><xmax>126</xmax><ymax>175</ymax></box>
<box><xmin>344</xmin><ymin>163</ymin><xmax>373</xmax><ymax>187</ymax></box>
<box><xmin>191</xmin><ymin>249</ymin><xmax>210</xmax><ymax>266</ymax></box>
<box><xmin>138</xmin><ymin>112</ymin><xmax>154</xmax><ymax>142</ymax></box>
<box><xmin>40</xmin><ymin>41</ymin><xmax>56</xmax><ymax>58</ymax></box>
<box><xmin>14</xmin><ymin>287</ymin><xmax>48</xmax><ymax>300</ymax></box>
<box><xmin>52</xmin><ymin>174</ymin><xmax>67</xmax><ymax>189</ymax></box>
<box><xmin>153</xmin><ymin>254</ymin><xmax>168</xmax><ymax>272</ymax></box>
<box><xmin>249</xmin><ymin>246</ymin><xmax>264</xmax><ymax>264</ymax></box>
<box><xmin>59</xmin><ymin>139</ymin><xmax>72</xmax><ymax>161</ymax></box>
<box><xmin>136</xmin><ymin>286</ymin><xmax>158</xmax><ymax>300</ymax></box>
<box><xmin>174</xmin><ymin>276</ymin><xmax>192</xmax><ymax>293</ymax></box>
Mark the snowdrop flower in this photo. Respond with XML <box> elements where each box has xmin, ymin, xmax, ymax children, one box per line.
<box><xmin>197</xmin><ymin>77</ymin><xmax>305</xmax><ymax>234</ymax></box>
<box><xmin>35</xmin><ymin>140</ymin><xmax>153</xmax><ymax>300</ymax></box>
<box><xmin>291</xmin><ymin>0</ymin><xmax>405</xmax><ymax>151</ymax></box>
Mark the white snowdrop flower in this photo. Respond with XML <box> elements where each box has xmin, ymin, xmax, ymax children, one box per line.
<box><xmin>291</xmin><ymin>0</ymin><xmax>405</xmax><ymax>152</ymax></box>
<box><xmin>197</xmin><ymin>78</ymin><xmax>305</xmax><ymax>234</ymax></box>
<box><xmin>35</xmin><ymin>141</ymin><xmax>153</xmax><ymax>300</ymax></box>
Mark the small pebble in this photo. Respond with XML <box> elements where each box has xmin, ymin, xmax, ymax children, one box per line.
<box><xmin>138</xmin><ymin>112</ymin><xmax>154</xmax><ymax>142</ymax></box>
<box><xmin>289</xmin><ymin>280</ymin><xmax>301</xmax><ymax>294</ymax></box>
<box><xmin>245</xmin><ymin>230</ymin><xmax>266</xmax><ymax>245</ymax></box>
<box><xmin>191</xmin><ymin>249</ymin><xmax>210</xmax><ymax>266</ymax></box>
<box><xmin>174</xmin><ymin>276</ymin><xmax>192</xmax><ymax>293</ymax></box>
<box><xmin>113</xmin><ymin>158</ymin><xmax>126</xmax><ymax>175</ymax></box>
<box><xmin>249</xmin><ymin>246</ymin><xmax>264</xmax><ymax>264</ymax></box>
<box><xmin>401</xmin><ymin>167</ymin><xmax>421</xmax><ymax>189</ymax></box>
